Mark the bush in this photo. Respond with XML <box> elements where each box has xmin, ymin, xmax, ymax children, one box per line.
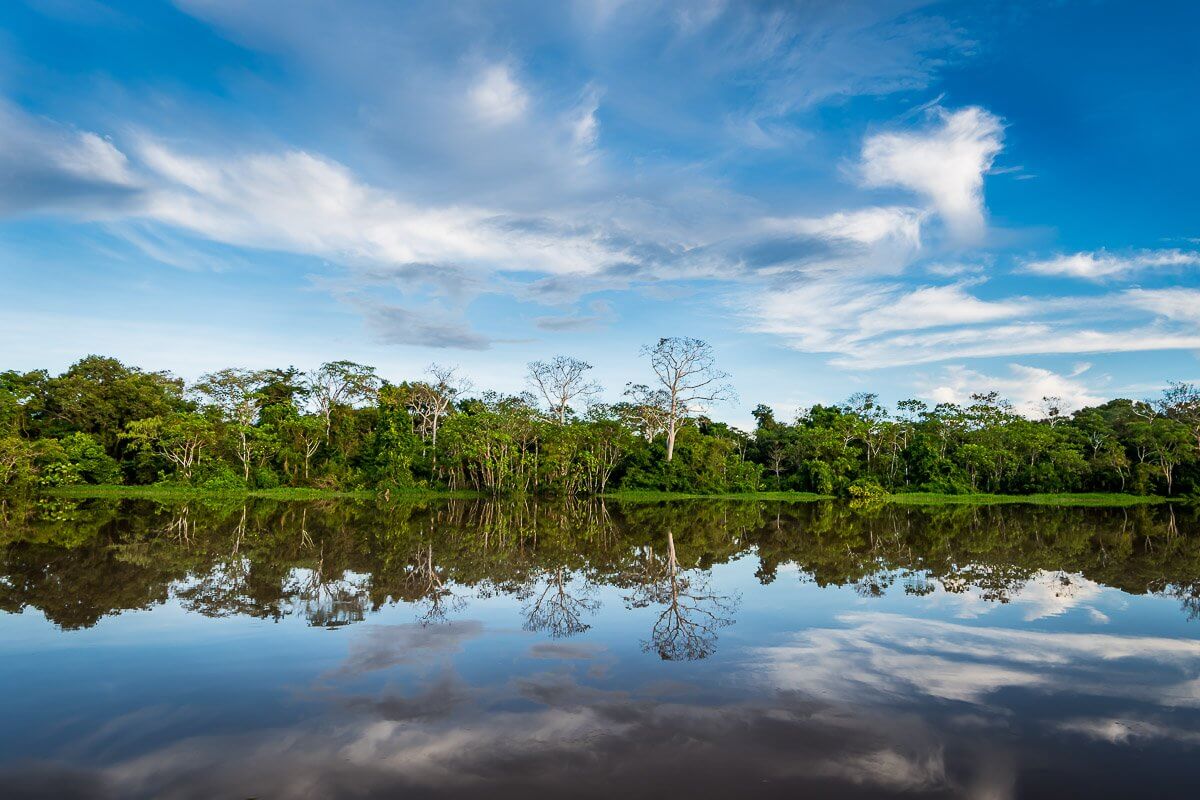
<box><xmin>194</xmin><ymin>463</ymin><xmax>246</xmax><ymax>491</ymax></box>
<box><xmin>59</xmin><ymin>433</ymin><xmax>122</xmax><ymax>484</ymax></box>
<box><xmin>846</xmin><ymin>478</ymin><xmax>888</xmax><ymax>500</ymax></box>
<box><xmin>251</xmin><ymin>465</ymin><xmax>281</xmax><ymax>489</ymax></box>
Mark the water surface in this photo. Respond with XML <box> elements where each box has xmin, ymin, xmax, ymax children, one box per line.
<box><xmin>3</xmin><ymin>497</ymin><xmax>1200</xmax><ymax>798</ymax></box>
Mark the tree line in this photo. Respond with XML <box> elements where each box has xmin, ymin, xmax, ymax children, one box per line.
<box><xmin>1</xmin><ymin>337</ymin><xmax>1198</xmax><ymax>496</ymax></box>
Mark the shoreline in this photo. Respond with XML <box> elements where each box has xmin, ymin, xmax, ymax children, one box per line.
<box><xmin>36</xmin><ymin>485</ymin><xmax>1178</xmax><ymax>507</ymax></box>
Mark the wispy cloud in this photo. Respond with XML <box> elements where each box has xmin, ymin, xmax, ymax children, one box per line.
<box><xmin>359</xmin><ymin>302</ymin><xmax>495</xmax><ymax>351</ymax></box>
<box><xmin>0</xmin><ymin>101</ymin><xmax>139</xmax><ymax>216</ymax></box>
<box><xmin>468</xmin><ymin>63</ymin><xmax>530</xmax><ymax>125</ymax></box>
<box><xmin>1022</xmin><ymin>249</ymin><xmax>1200</xmax><ymax>280</ymax></box>
<box><xmin>534</xmin><ymin>300</ymin><xmax>616</xmax><ymax>332</ymax></box>
<box><xmin>922</xmin><ymin>363</ymin><xmax>1106</xmax><ymax>416</ymax></box>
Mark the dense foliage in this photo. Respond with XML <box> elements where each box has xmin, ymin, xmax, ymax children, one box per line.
<box><xmin>2</xmin><ymin>351</ymin><xmax>1198</xmax><ymax>497</ymax></box>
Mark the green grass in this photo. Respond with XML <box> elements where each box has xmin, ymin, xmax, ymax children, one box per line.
<box><xmin>881</xmin><ymin>492</ymin><xmax>1174</xmax><ymax>507</ymax></box>
<box><xmin>602</xmin><ymin>490</ymin><xmax>832</xmax><ymax>502</ymax></box>
<box><xmin>604</xmin><ymin>490</ymin><xmax>1174</xmax><ymax>507</ymax></box>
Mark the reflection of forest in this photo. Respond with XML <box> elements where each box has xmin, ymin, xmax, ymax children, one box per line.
<box><xmin>2</xmin><ymin>497</ymin><xmax>1198</xmax><ymax>649</ymax></box>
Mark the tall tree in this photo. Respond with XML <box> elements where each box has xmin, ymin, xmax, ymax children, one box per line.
<box><xmin>641</xmin><ymin>337</ymin><xmax>733</xmax><ymax>462</ymax></box>
<box><xmin>307</xmin><ymin>361</ymin><xmax>380</xmax><ymax>438</ymax></box>
<box><xmin>1158</xmin><ymin>381</ymin><xmax>1200</xmax><ymax>454</ymax></box>
<box><xmin>123</xmin><ymin>412</ymin><xmax>217</xmax><ymax>482</ymax></box>
<box><xmin>619</xmin><ymin>384</ymin><xmax>671</xmax><ymax>442</ymax></box>
<box><xmin>526</xmin><ymin>355</ymin><xmax>600</xmax><ymax>424</ymax></box>
<box><xmin>406</xmin><ymin>364</ymin><xmax>469</xmax><ymax>469</ymax></box>
<box><xmin>194</xmin><ymin>368</ymin><xmax>271</xmax><ymax>482</ymax></box>
<box><xmin>39</xmin><ymin>356</ymin><xmax>184</xmax><ymax>454</ymax></box>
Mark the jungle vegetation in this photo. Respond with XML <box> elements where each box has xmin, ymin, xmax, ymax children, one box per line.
<box><xmin>2</xmin><ymin>338</ymin><xmax>1198</xmax><ymax>498</ymax></box>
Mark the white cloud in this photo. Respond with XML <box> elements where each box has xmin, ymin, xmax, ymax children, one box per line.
<box><xmin>859</xmin><ymin>106</ymin><xmax>1003</xmax><ymax>241</ymax></box>
<box><xmin>52</xmin><ymin>131</ymin><xmax>135</xmax><ymax>186</ymax></box>
<box><xmin>468</xmin><ymin>64</ymin><xmax>530</xmax><ymax>125</ymax></box>
<box><xmin>839</xmin><ymin>324</ymin><xmax>1200</xmax><ymax>369</ymax></box>
<box><xmin>756</xmin><ymin>611</ymin><xmax>1200</xmax><ymax>708</ymax></box>
<box><xmin>1022</xmin><ymin>249</ymin><xmax>1200</xmax><ymax>280</ymax></box>
<box><xmin>569</xmin><ymin>87</ymin><xmax>602</xmax><ymax>156</ymax></box>
<box><xmin>756</xmin><ymin>206</ymin><xmax>925</xmax><ymax>276</ymax></box>
<box><xmin>923</xmin><ymin>363</ymin><xmax>1106</xmax><ymax>417</ymax></box>
<box><xmin>746</xmin><ymin>272</ymin><xmax>1200</xmax><ymax>369</ymax></box>
<box><xmin>1122</xmin><ymin>287</ymin><xmax>1200</xmax><ymax>322</ymax></box>
<box><xmin>134</xmin><ymin>142</ymin><xmax>624</xmax><ymax>277</ymax></box>
<box><xmin>0</xmin><ymin>100</ymin><xmax>139</xmax><ymax>216</ymax></box>
<box><xmin>746</xmin><ymin>279</ymin><xmax>1029</xmax><ymax>357</ymax></box>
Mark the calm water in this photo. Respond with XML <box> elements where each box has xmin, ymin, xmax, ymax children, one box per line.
<box><xmin>3</xmin><ymin>498</ymin><xmax>1200</xmax><ymax>798</ymax></box>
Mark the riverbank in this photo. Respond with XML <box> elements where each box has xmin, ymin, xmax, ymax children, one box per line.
<box><xmin>880</xmin><ymin>492</ymin><xmax>1174</xmax><ymax>506</ymax></box>
<box><xmin>40</xmin><ymin>485</ymin><xmax>1177</xmax><ymax>507</ymax></box>
<box><xmin>601</xmin><ymin>490</ymin><xmax>832</xmax><ymax>502</ymax></box>
<box><xmin>604</xmin><ymin>490</ymin><xmax>1175</xmax><ymax>506</ymax></box>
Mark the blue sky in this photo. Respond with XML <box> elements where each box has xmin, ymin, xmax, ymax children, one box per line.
<box><xmin>2</xmin><ymin>0</ymin><xmax>1198</xmax><ymax>426</ymax></box>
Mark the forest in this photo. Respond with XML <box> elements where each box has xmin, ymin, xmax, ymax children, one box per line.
<box><xmin>1</xmin><ymin>337</ymin><xmax>1198</xmax><ymax>498</ymax></box>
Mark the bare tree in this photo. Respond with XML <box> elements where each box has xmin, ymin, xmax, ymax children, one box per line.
<box><xmin>307</xmin><ymin>360</ymin><xmax>380</xmax><ymax>438</ymax></box>
<box><xmin>1040</xmin><ymin>395</ymin><xmax>1065</xmax><ymax>426</ymax></box>
<box><xmin>620</xmin><ymin>383</ymin><xmax>671</xmax><ymax>441</ymax></box>
<box><xmin>526</xmin><ymin>355</ymin><xmax>600</xmax><ymax>424</ymax></box>
<box><xmin>407</xmin><ymin>364</ymin><xmax>469</xmax><ymax>469</ymax></box>
<box><xmin>641</xmin><ymin>337</ymin><xmax>734</xmax><ymax>461</ymax></box>
<box><xmin>1157</xmin><ymin>381</ymin><xmax>1200</xmax><ymax>452</ymax></box>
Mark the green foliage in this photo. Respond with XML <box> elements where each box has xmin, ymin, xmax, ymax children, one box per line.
<box><xmin>0</xmin><ymin>436</ymin><xmax>36</xmax><ymax>489</ymax></box>
<box><xmin>1</xmin><ymin>354</ymin><xmax>1196</xmax><ymax>499</ymax></box>
<box><xmin>58</xmin><ymin>433</ymin><xmax>123</xmax><ymax>485</ymax></box>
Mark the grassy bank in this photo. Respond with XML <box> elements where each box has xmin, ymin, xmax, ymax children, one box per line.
<box><xmin>602</xmin><ymin>490</ymin><xmax>833</xmax><ymax>502</ymax></box>
<box><xmin>882</xmin><ymin>492</ymin><xmax>1174</xmax><ymax>507</ymax></box>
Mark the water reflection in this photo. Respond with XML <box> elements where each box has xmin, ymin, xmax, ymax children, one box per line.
<box><xmin>2</xmin><ymin>497</ymin><xmax>1200</xmax><ymax>798</ymax></box>
<box><xmin>3</xmin><ymin>497</ymin><xmax>1197</xmax><ymax>633</ymax></box>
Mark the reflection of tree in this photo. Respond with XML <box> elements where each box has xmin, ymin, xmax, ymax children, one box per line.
<box><xmin>175</xmin><ymin>505</ymin><xmax>269</xmax><ymax>618</ymax></box>
<box><xmin>625</xmin><ymin>531</ymin><xmax>736</xmax><ymax>661</ymax></box>
<box><xmin>288</xmin><ymin>556</ymin><xmax>370</xmax><ymax>628</ymax></box>
<box><xmin>395</xmin><ymin>543</ymin><xmax>466</xmax><ymax>625</ymax></box>
<box><xmin>520</xmin><ymin>567</ymin><xmax>599</xmax><ymax>638</ymax></box>
<box><xmin>6</xmin><ymin>497</ymin><xmax>1200</xmax><ymax>632</ymax></box>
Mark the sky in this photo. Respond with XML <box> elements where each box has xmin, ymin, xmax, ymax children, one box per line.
<box><xmin>1</xmin><ymin>0</ymin><xmax>1198</xmax><ymax>426</ymax></box>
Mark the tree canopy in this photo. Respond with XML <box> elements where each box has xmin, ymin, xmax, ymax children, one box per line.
<box><xmin>1</xmin><ymin>353</ymin><xmax>1197</xmax><ymax>498</ymax></box>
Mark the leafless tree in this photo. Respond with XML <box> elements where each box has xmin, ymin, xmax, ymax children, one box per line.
<box><xmin>526</xmin><ymin>355</ymin><xmax>600</xmax><ymax>424</ymax></box>
<box><xmin>1040</xmin><ymin>395</ymin><xmax>1065</xmax><ymax>426</ymax></box>
<box><xmin>407</xmin><ymin>364</ymin><xmax>470</xmax><ymax>469</ymax></box>
<box><xmin>641</xmin><ymin>337</ymin><xmax>734</xmax><ymax>461</ymax></box>
<box><xmin>621</xmin><ymin>383</ymin><xmax>671</xmax><ymax>441</ymax></box>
